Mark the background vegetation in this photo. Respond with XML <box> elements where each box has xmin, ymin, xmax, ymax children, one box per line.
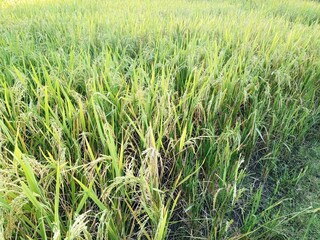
<box><xmin>0</xmin><ymin>0</ymin><xmax>319</xmax><ymax>239</ymax></box>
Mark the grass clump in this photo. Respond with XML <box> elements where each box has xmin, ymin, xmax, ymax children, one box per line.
<box><xmin>273</xmin><ymin>130</ymin><xmax>320</xmax><ymax>240</ymax></box>
<box><xmin>0</xmin><ymin>0</ymin><xmax>320</xmax><ymax>239</ymax></box>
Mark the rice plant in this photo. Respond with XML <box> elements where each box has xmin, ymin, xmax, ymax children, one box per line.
<box><xmin>0</xmin><ymin>0</ymin><xmax>320</xmax><ymax>239</ymax></box>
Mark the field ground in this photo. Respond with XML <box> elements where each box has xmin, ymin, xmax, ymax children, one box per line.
<box><xmin>280</xmin><ymin>135</ymin><xmax>320</xmax><ymax>239</ymax></box>
<box><xmin>0</xmin><ymin>0</ymin><xmax>320</xmax><ymax>239</ymax></box>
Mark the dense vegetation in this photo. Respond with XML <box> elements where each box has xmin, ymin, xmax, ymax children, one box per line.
<box><xmin>0</xmin><ymin>0</ymin><xmax>320</xmax><ymax>239</ymax></box>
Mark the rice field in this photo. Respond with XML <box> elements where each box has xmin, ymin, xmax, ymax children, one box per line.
<box><xmin>0</xmin><ymin>0</ymin><xmax>320</xmax><ymax>239</ymax></box>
